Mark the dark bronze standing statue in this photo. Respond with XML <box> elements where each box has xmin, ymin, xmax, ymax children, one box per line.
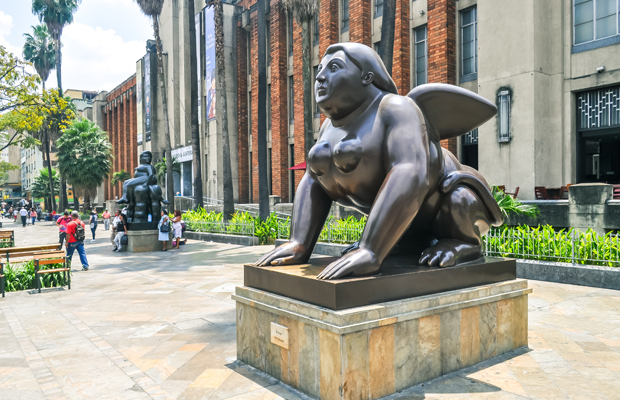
<box><xmin>117</xmin><ymin>151</ymin><xmax>168</xmax><ymax>227</ymax></box>
<box><xmin>255</xmin><ymin>43</ymin><xmax>503</xmax><ymax>280</ymax></box>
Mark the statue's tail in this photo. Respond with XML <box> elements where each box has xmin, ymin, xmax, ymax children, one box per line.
<box><xmin>439</xmin><ymin>171</ymin><xmax>503</xmax><ymax>227</ymax></box>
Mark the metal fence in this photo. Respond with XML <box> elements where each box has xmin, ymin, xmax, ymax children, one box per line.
<box><xmin>484</xmin><ymin>229</ymin><xmax>620</xmax><ymax>267</ymax></box>
<box><xmin>277</xmin><ymin>220</ymin><xmax>364</xmax><ymax>244</ymax></box>
<box><xmin>184</xmin><ymin>220</ymin><xmax>255</xmax><ymax>237</ymax></box>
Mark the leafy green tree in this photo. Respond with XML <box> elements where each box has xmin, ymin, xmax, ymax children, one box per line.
<box><xmin>31</xmin><ymin>0</ymin><xmax>81</xmax><ymax>96</ymax></box>
<box><xmin>111</xmin><ymin>169</ymin><xmax>131</xmax><ymax>193</ymax></box>
<box><xmin>23</xmin><ymin>24</ymin><xmax>56</xmax><ymax>92</ymax></box>
<box><xmin>154</xmin><ymin>157</ymin><xmax>181</xmax><ymax>189</ymax></box>
<box><xmin>134</xmin><ymin>0</ymin><xmax>174</xmax><ymax>204</ymax></box>
<box><xmin>31</xmin><ymin>168</ymin><xmax>60</xmax><ymax>211</ymax></box>
<box><xmin>56</xmin><ymin>118</ymin><xmax>112</xmax><ymax>211</ymax></box>
<box><xmin>0</xmin><ymin>45</ymin><xmax>41</xmax><ymax>113</ymax></box>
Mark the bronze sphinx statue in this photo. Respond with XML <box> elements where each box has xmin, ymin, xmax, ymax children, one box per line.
<box><xmin>255</xmin><ymin>43</ymin><xmax>503</xmax><ymax>280</ymax></box>
<box><xmin>117</xmin><ymin>151</ymin><xmax>168</xmax><ymax>226</ymax></box>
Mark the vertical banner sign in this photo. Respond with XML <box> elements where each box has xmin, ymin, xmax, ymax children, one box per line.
<box><xmin>205</xmin><ymin>5</ymin><xmax>216</xmax><ymax>121</ymax></box>
<box><xmin>144</xmin><ymin>52</ymin><xmax>152</xmax><ymax>141</ymax></box>
<box><xmin>196</xmin><ymin>12</ymin><xmax>202</xmax><ymax>125</ymax></box>
<box><xmin>136</xmin><ymin>58</ymin><xmax>144</xmax><ymax>146</ymax></box>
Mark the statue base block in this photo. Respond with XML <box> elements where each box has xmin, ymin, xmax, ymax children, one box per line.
<box><xmin>125</xmin><ymin>230</ymin><xmax>171</xmax><ymax>252</ymax></box>
<box><xmin>233</xmin><ymin>278</ymin><xmax>531</xmax><ymax>400</ymax></box>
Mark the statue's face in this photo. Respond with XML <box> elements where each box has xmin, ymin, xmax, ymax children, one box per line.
<box><xmin>315</xmin><ymin>50</ymin><xmax>367</xmax><ymax>120</ymax></box>
<box><xmin>140</xmin><ymin>153</ymin><xmax>152</xmax><ymax>164</ymax></box>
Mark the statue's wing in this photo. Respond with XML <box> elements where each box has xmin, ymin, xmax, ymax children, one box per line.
<box><xmin>407</xmin><ymin>83</ymin><xmax>497</xmax><ymax>141</ymax></box>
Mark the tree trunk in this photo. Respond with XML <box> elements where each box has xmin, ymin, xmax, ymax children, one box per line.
<box><xmin>73</xmin><ymin>187</ymin><xmax>80</xmax><ymax>212</ymax></box>
<box><xmin>188</xmin><ymin>0</ymin><xmax>204</xmax><ymax>211</ymax></box>
<box><xmin>83</xmin><ymin>189</ymin><xmax>91</xmax><ymax>212</ymax></box>
<box><xmin>257</xmin><ymin>0</ymin><xmax>270</xmax><ymax>221</ymax></box>
<box><xmin>59</xmin><ymin>176</ymin><xmax>68</xmax><ymax>211</ymax></box>
<box><xmin>55</xmin><ymin>36</ymin><xmax>63</xmax><ymax>96</ymax></box>
<box><xmin>152</xmin><ymin>16</ymin><xmax>175</xmax><ymax>206</ymax></box>
<box><xmin>301</xmin><ymin>20</ymin><xmax>313</xmax><ymax>158</ymax></box>
<box><xmin>44</xmin><ymin>129</ymin><xmax>56</xmax><ymax>212</ymax></box>
<box><xmin>214</xmin><ymin>0</ymin><xmax>235</xmax><ymax>221</ymax></box>
<box><xmin>380</xmin><ymin>0</ymin><xmax>396</xmax><ymax>75</ymax></box>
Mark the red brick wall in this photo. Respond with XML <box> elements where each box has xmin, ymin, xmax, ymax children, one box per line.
<box><xmin>104</xmin><ymin>75</ymin><xmax>138</xmax><ymax>201</ymax></box>
<box><xmin>392</xmin><ymin>0</ymin><xmax>410</xmax><ymax>95</ymax></box>
<box><xmin>349</xmin><ymin>0</ymin><xmax>371</xmax><ymax>46</ymax></box>
<box><xmin>250</xmin><ymin>14</ymin><xmax>260</xmax><ymax>202</ymax></box>
<box><xmin>318</xmin><ymin>0</ymin><xmax>340</xmax><ymax>127</ymax></box>
<box><xmin>292</xmin><ymin>17</ymin><xmax>305</xmax><ymax>190</ymax></box>
<box><xmin>236</xmin><ymin>24</ymin><xmax>249</xmax><ymax>203</ymax></box>
<box><xmin>427</xmin><ymin>0</ymin><xmax>457</xmax><ymax>154</ymax></box>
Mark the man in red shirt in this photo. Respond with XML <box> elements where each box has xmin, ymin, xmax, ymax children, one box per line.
<box><xmin>65</xmin><ymin>211</ymin><xmax>89</xmax><ymax>271</ymax></box>
<box><xmin>56</xmin><ymin>211</ymin><xmax>72</xmax><ymax>246</ymax></box>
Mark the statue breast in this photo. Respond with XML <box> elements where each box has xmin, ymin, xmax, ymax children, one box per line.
<box><xmin>309</xmin><ymin>137</ymin><xmax>364</xmax><ymax>176</ymax></box>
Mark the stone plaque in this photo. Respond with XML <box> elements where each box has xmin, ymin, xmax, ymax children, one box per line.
<box><xmin>270</xmin><ymin>322</ymin><xmax>289</xmax><ymax>349</ymax></box>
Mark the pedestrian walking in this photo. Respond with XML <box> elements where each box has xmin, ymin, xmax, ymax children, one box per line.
<box><xmin>171</xmin><ymin>210</ymin><xmax>186</xmax><ymax>249</ymax></box>
<box><xmin>56</xmin><ymin>211</ymin><xmax>72</xmax><ymax>247</ymax></box>
<box><xmin>158</xmin><ymin>209</ymin><xmax>170</xmax><ymax>251</ymax></box>
<box><xmin>13</xmin><ymin>208</ymin><xmax>18</xmax><ymax>223</ymax></box>
<box><xmin>102</xmin><ymin>209</ymin><xmax>111</xmax><ymax>230</ymax></box>
<box><xmin>89</xmin><ymin>210</ymin><xmax>98</xmax><ymax>242</ymax></box>
<box><xmin>65</xmin><ymin>211</ymin><xmax>89</xmax><ymax>271</ymax></box>
<box><xmin>30</xmin><ymin>208</ymin><xmax>37</xmax><ymax>225</ymax></box>
<box><xmin>113</xmin><ymin>214</ymin><xmax>128</xmax><ymax>252</ymax></box>
<box><xmin>19</xmin><ymin>207</ymin><xmax>27</xmax><ymax>227</ymax></box>
<box><xmin>110</xmin><ymin>210</ymin><xmax>121</xmax><ymax>251</ymax></box>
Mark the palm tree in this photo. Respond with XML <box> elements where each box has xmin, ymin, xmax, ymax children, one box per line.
<box><xmin>31</xmin><ymin>168</ymin><xmax>60</xmax><ymax>211</ymax></box>
<box><xmin>281</xmin><ymin>0</ymin><xmax>318</xmax><ymax>159</ymax></box>
<box><xmin>154</xmin><ymin>157</ymin><xmax>180</xmax><ymax>188</ymax></box>
<box><xmin>134</xmin><ymin>0</ymin><xmax>174</xmax><ymax>204</ymax></box>
<box><xmin>22</xmin><ymin>24</ymin><xmax>55</xmax><ymax>92</ymax></box>
<box><xmin>31</xmin><ymin>0</ymin><xmax>81</xmax><ymax>96</ymax></box>
<box><xmin>379</xmin><ymin>0</ymin><xmax>396</xmax><ymax>74</ymax></box>
<box><xmin>188</xmin><ymin>0</ymin><xmax>203</xmax><ymax>210</ymax></box>
<box><xmin>56</xmin><ymin>118</ymin><xmax>112</xmax><ymax>211</ymax></box>
<box><xmin>211</xmin><ymin>0</ymin><xmax>234</xmax><ymax>220</ymax></box>
<box><xmin>111</xmin><ymin>170</ymin><xmax>131</xmax><ymax>193</ymax></box>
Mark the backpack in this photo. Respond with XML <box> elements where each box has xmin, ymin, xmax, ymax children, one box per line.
<box><xmin>72</xmin><ymin>221</ymin><xmax>86</xmax><ymax>242</ymax></box>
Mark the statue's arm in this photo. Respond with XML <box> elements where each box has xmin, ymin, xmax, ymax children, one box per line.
<box><xmin>359</xmin><ymin>96</ymin><xmax>431</xmax><ymax>262</ymax></box>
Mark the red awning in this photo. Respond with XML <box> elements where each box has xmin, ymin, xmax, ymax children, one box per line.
<box><xmin>288</xmin><ymin>162</ymin><xmax>307</xmax><ymax>170</ymax></box>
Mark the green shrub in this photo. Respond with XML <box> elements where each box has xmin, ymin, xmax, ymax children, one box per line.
<box><xmin>3</xmin><ymin>260</ymin><xmax>70</xmax><ymax>292</ymax></box>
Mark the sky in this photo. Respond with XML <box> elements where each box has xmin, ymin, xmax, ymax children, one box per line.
<box><xmin>0</xmin><ymin>0</ymin><xmax>153</xmax><ymax>92</ymax></box>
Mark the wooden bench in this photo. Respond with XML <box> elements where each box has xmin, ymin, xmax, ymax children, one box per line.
<box><xmin>0</xmin><ymin>230</ymin><xmax>14</xmax><ymax>248</ymax></box>
<box><xmin>34</xmin><ymin>251</ymin><xmax>70</xmax><ymax>293</ymax></box>
<box><xmin>1</xmin><ymin>244</ymin><xmax>62</xmax><ymax>263</ymax></box>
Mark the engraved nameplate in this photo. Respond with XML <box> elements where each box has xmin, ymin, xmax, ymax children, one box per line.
<box><xmin>270</xmin><ymin>322</ymin><xmax>289</xmax><ymax>349</ymax></box>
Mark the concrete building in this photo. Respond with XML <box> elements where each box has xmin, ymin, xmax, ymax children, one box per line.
<box><xmin>145</xmin><ymin>0</ymin><xmax>620</xmax><ymax>203</ymax></box>
<box><xmin>20</xmin><ymin>146</ymin><xmax>44</xmax><ymax>198</ymax></box>
<box><xmin>1</xmin><ymin>135</ymin><xmax>24</xmax><ymax>204</ymax></box>
<box><xmin>65</xmin><ymin>89</ymin><xmax>97</xmax><ymax>120</ymax></box>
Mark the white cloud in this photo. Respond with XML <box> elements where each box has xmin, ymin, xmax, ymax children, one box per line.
<box><xmin>47</xmin><ymin>22</ymin><xmax>145</xmax><ymax>92</ymax></box>
<box><xmin>0</xmin><ymin>11</ymin><xmax>23</xmax><ymax>57</ymax></box>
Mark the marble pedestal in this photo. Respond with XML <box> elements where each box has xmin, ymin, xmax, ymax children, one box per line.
<box><xmin>233</xmin><ymin>279</ymin><xmax>531</xmax><ymax>400</ymax></box>
<box><xmin>125</xmin><ymin>230</ymin><xmax>171</xmax><ymax>252</ymax></box>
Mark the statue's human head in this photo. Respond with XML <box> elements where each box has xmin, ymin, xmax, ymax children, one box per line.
<box><xmin>316</xmin><ymin>43</ymin><xmax>398</xmax><ymax>121</ymax></box>
<box><xmin>139</xmin><ymin>151</ymin><xmax>153</xmax><ymax>165</ymax></box>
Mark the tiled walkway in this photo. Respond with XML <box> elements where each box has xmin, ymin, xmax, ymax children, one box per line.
<box><xmin>0</xmin><ymin>221</ymin><xmax>619</xmax><ymax>399</ymax></box>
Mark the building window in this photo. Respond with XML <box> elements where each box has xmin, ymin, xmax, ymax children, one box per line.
<box><xmin>247</xmin><ymin>32</ymin><xmax>251</xmax><ymax>75</ymax></box>
<box><xmin>268</xmin><ymin>148</ymin><xmax>272</xmax><ymax>195</ymax></box>
<box><xmin>577</xmin><ymin>86</ymin><xmax>620</xmax><ymax>129</ymax></box>
<box><xmin>267</xmin><ymin>84</ymin><xmax>272</xmax><ymax>133</ymax></box>
<box><xmin>313</xmin><ymin>15</ymin><xmax>320</xmax><ymax>46</ymax></box>
<box><xmin>267</xmin><ymin>23</ymin><xmax>271</xmax><ymax>66</ymax></box>
<box><xmin>574</xmin><ymin>0</ymin><xmax>619</xmax><ymax>45</ymax></box>
<box><xmin>288</xmin><ymin>13</ymin><xmax>294</xmax><ymax>56</ymax></box>
<box><xmin>414</xmin><ymin>26</ymin><xmax>427</xmax><ymax>86</ymax></box>
<box><xmin>313</xmin><ymin>66</ymin><xmax>320</xmax><ymax>117</ymax></box>
<box><xmin>341</xmin><ymin>0</ymin><xmax>350</xmax><ymax>32</ymax></box>
<box><xmin>498</xmin><ymin>89</ymin><xmax>511</xmax><ymax>143</ymax></box>
<box><xmin>289</xmin><ymin>144</ymin><xmax>295</xmax><ymax>202</ymax></box>
<box><xmin>460</xmin><ymin>7</ymin><xmax>477</xmax><ymax>77</ymax></box>
<box><xmin>375</xmin><ymin>0</ymin><xmax>383</xmax><ymax>18</ymax></box>
<box><xmin>289</xmin><ymin>76</ymin><xmax>295</xmax><ymax>124</ymax></box>
<box><xmin>374</xmin><ymin>42</ymin><xmax>381</xmax><ymax>56</ymax></box>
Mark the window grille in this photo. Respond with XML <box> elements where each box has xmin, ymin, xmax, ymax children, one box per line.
<box><xmin>574</xmin><ymin>0</ymin><xmax>619</xmax><ymax>45</ymax></box>
<box><xmin>498</xmin><ymin>90</ymin><xmax>511</xmax><ymax>143</ymax></box>
<box><xmin>577</xmin><ymin>86</ymin><xmax>620</xmax><ymax>129</ymax></box>
<box><xmin>342</xmin><ymin>0</ymin><xmax>350</xmax><ymax>32</ymax></box>
<box><xmin>414</xmin><ymin>26</ymin><xmax>427</xmax><ymax>86</ymax></box>
<box><xmin>289</xmin><ymin>77</ymin><xmax>295</xmax><ymax>124</ymax></box>
<box><xmin>288</xmin><ymin>13</ymin><xmax>294</xmax><ymax>56</ymax></box>
<box><xmin>463</xmin><ymin>128</ymin><xmax>478</xmax><ymax>146</ymax></box>
<box><xmin>460</xmin><ymin>7</ymin><xmax>477</xmax><ymax>77</ymax></box>
<box><xmin>375</xmin><ymin>0</ymin><xmax>384</xmax><ymax>18</ymax></box>
<box><xmin>313</xmin><ymin>16</ymin><xmax>320</xmax><ymax>45</ymax></box>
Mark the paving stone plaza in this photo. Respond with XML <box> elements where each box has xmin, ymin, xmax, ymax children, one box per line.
<box><xmin>1</xmin><ymin>223</ymin><xmax>620</xmax><ymax>400</ymax></box>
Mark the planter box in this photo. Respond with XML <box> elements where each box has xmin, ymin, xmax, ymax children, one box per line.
<box><xmin>516</xmin><ymin>259</ymin><xmax>620</xmax><ymax>290</ymax></box>
<box><xmin>185</xmin><ymin>231</ymin><xmax>258</xmax><ymax>246</ymax></box>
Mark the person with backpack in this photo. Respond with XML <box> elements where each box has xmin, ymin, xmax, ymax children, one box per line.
<box><xmin>89</xmin><ymin>210</ymin><xmax>98</xmax><ymax>242</ymax></box>
<box><xmin>158</xmin><ymin>209</ymin><xmax>171</xmax><ymax>251</ymax></box>
<box><xmin>65</xmin><ymin>210</ymin><xmax>89</xmax><ymax>271</ymax></box>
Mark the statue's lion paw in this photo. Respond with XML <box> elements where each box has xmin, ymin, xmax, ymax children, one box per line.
<box><xmin>419</xmin><ymin>246</ymin><xmax>456</xmax><ymax>268</ymax></box>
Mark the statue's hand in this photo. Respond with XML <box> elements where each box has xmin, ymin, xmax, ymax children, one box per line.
<box><xmin>317</xmin><ymin>247</ymin><xmax>381</xmax><ymax>280</ymax></box>
<box><xmin>254</xmin><ymin>241</ymin><xmax>310</xmax><ymax>267</ymax></box>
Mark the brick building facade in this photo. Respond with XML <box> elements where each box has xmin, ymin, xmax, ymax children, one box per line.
<box><xmin>235</xmin><ymin>0</ymin><xmax>462</xmax><ymax>204</ymax></box>
<box><xmin>101</xmin><ymin>75</ymin><xmax>138</xmax><ymax>201</ymax></box>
